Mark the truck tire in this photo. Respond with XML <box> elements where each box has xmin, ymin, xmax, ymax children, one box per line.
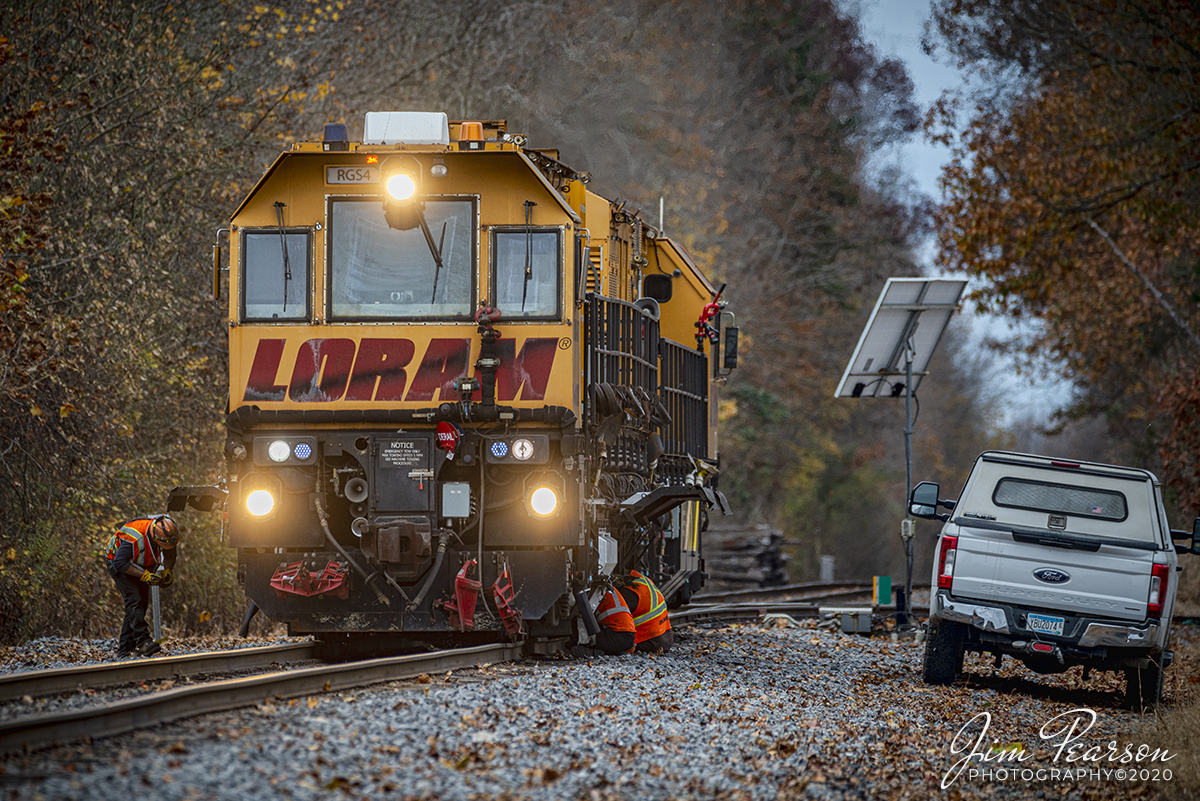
<box><xmin>1124</xmin><ymin>659</ymin><xmax>1164</xmax><ymax>711</ymax></box>
<box><xmin>923</xmin><ymin>620</ymin><xmax>965</xmax><ymax>685</ymax></box>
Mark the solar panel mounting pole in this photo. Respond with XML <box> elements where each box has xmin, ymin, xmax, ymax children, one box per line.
<box><xmin>834</xmin><ymin>278</ymin><xmax>967</xmax><ymax>632</ymax></box>
<box><xmin>903</xmin><ymin>334</ymin><xmax>914</xmax><ymax>626</ymax></box>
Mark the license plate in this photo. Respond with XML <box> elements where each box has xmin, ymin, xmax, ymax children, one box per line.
<box><xmin>1027</xmin><ymin>613</ymin><xmax>1065</xmax><ymax>636</ymax></box>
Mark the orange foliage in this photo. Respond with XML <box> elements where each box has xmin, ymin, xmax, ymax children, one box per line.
<box><xmin>932</xmin><ymin>1</ymin><xmax>1200</xmax><ymax>509</ymax></box>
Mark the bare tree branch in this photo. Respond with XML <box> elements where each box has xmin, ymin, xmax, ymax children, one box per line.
<box><xmin>1085</xmin><ymin>217</ymin><xmax>1200</xmax><ymax>350</ymax></box>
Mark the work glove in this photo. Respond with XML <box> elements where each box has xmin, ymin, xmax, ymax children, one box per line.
<box><xmin>140</xmin><ymin>571</ymin><xmax>164</xmax><ymax>586</ymax></box>
<box><xmin>159</xmin><ymin>568</ymin><xmax>173</xmax><ymax>588</ymax></box>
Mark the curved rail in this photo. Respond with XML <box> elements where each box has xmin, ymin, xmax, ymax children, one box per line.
<box><xmin>0</xmin><ymin>642</ymin><xmax>316</xmax><ymax>703</ymax></box>
<box><xmin>0</xmin><ymin>642</ymin><xmax>521</xmax><ymax>756</ymax></box>
<box><xmin>690</xmin><ymin>581</ymin><xmax>873</xmax><ymax>605</ymax></box>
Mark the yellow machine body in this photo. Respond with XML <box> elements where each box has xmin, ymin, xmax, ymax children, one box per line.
<box><xmin>192</xmin><ymin>114</ymin><xmax>734</xmax><ymax>641</ymax></box>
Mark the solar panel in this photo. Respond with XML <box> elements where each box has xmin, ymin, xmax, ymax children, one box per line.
<box><xmin>834</xmin><ymin>277</ymin><xmax>967</xmax><ymax>399</ymax></box>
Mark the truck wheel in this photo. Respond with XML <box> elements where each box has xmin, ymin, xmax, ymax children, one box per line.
<box><xmin>923</xmin><ymin>621</ymin><xmax>965</xmax><ymax>685</ymax></box>
<box><xmin>1124</xmin><ymin>659</ymin><xmax>1164</xmax><ymax>711</ymax></box>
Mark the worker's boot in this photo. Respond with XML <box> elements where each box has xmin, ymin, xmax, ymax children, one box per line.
<box><xmin>136</xmin><ymin>639</ymin><xmax>162</xmax><ymax>658</ymax></box>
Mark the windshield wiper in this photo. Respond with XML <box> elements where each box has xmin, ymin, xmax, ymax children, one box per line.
<box><xmin>274</xmin><ymin>201</ymin><xmax>291</xmax><ymax>311</ymax></box>
<box><xmin>416</xmin><ymin>209</ymin><xmax>447</xmax><ymax>304</ymax></box>
<box><xmin>521</xmin><ymin>200</ymin><xmax>537</xmax><ymax>311</ymax></box>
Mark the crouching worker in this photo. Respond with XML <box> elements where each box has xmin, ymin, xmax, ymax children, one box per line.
<box><xmin>104</xmin><ymin>515</ymin><xmax>178</xmax><ymax>659</ymax></box>
<box><xmin>593</xmin><ymin>570</ymin><xmax>673</xmax><ymax>655</ymax></box>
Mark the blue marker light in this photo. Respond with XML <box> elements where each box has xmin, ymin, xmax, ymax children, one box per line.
<box><xmin>491</xmin><ymin>441</ymin><xmax>508</xmax><ymax>458</ymax></box>
<box><xmin>293</xmin><ymin>442</ymin><xmax>312</xmax><ymax>460</ymax></box>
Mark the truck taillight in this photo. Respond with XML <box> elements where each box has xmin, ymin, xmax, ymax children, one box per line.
<box><xmin>937</xmin><ymin>535</ymin><xmax>958</xmax><ymax>591</ymax></box>
<box><xmin>1148</xmin><ymin>563</ymin><xmax>1170</xmax><ymax>618</ymax></box>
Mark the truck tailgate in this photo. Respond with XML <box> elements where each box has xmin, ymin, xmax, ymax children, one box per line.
<box><xmin>950</xmin><ymin>523</ymin><xmax>1155</xmax><ymax>622</ymax></box>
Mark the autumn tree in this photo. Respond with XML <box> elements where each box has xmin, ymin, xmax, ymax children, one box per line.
<box><xmin>930</xmin><ymin>0</ymin><xmax>1200</xmax><ymax>512</ymax></box>
<box><xmin>0</xmin><ymin>0</ymin><xmax>339</xmax><ymax>640</ymax></box>
<box><xmin>480</xmin><ymin>0</ymin><xmax>998</xmax><ymax>578</ymax></box>
<box><xmin>0</xmin><ymin>0</ymin><xmax>1007</xmax><ymax>643</ymax></box>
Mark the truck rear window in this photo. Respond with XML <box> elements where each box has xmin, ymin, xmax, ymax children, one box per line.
<box><xmin>993</xmin><ymin>478</ymin><xmax>1127</xmax><ymax>521</ymax></box>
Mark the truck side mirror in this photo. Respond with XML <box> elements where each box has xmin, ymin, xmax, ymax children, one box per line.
<box><xmin>909</xmin><ymin>481</ymin><xmax>942</xmax><ymax>520</ymax></box>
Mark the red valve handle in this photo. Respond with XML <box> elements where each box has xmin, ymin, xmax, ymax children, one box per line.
<box><xmin>475</xmin><ymin>306</ymin><xmax>502</xmax><ymax>324</ymax></box>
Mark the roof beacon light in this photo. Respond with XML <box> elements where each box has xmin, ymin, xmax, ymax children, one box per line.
<box><xmin>458</xmin><ymin>121</ymin><xmax>485</xmax><ymax>151</ymax></box>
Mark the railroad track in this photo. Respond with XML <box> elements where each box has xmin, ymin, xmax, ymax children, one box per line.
<box><xmin>0</xmin><ymin>642</ymin><xmax>316</xmax><ymax>703</ymax></box>
<box><xmin>690</xmin><ymin>581</ymin><xmax>875</xmax><ymax>605</ymax></box>
<box><xmin>0</xmin><ymin>584</ymin><xmax>919</xmax><ymax>756</ymax></box>
<box><xmin>0</xmin><ymin>642</ymin><xmax>524</xmax><ymax>756</ymax></box>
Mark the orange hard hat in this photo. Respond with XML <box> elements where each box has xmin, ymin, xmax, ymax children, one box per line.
<box><xmin>149</xmin><ymin>516</ymin><xmax>178</xmax><ymax>549</ymax></box>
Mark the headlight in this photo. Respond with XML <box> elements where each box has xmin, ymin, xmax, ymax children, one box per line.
<box><xmin>528</xmin><ymin>486</ymin><xmax>559</xmax><ymax>517</ymax></box>
<box><xmin>267</xmin><ymin>440</ymin><xmax>291</xmax><ymax>462</ymax></box>
<box><xmin>385</xmin><ymin>172</ymin><xmax>416</xmax><ymax>201</ymax></box>
<box><xmin>246</xmin><ymin>489</ymin><xmax>276</xmax><ymax>517</ymax></box>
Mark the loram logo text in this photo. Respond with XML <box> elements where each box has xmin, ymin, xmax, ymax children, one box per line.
<box><xmin>243</xmin><ymin>337</ymin><xmax>559</xmax><ymax>404</ymax></box>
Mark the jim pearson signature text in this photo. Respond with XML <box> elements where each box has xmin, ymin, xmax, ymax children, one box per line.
<box><xmin>942</xmin><ymin>708</ymin><xmax>1175</xmax><ymax>788</ymax></box>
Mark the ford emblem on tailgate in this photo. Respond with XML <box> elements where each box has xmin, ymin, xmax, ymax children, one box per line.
<box><xmin>1033</xmin><ymin>568</ymin><xmax>1070</xmax><ymax>584</ymax></box>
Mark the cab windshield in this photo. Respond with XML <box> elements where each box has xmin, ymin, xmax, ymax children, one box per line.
<box><xmin>328</xmin><ymin>197</ymin><xmax>475</xmax><ymax>320</ymax></box>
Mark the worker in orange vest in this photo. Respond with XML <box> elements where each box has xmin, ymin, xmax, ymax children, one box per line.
<box><xmin>591</xmin><ymin>570</ymin><xmax>673</xmax><ymax>655</ymax></box>
<box><xmin>104</xmin><ymin>515</ymin><xmax>178</xmax><ymax>658</ymax></box>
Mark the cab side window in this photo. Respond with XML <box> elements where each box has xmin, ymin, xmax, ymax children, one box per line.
<box><xmin>243</xmin><ymin>230</ymin><xmax>310</xmax><ymax>321</ymax></box>
<box><xmin>493</xmin><ymin>229</ymin><xmax>561</xmax><ymax>319</ymax></box>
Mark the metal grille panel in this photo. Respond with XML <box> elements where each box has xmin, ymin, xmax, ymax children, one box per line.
<box><xmin>583</xmin><ymin>294</ymin><xmax>659</xmax><ymax>424</ymax></box>
<box><xmin>659</xmin><ymin>339</ymin><xmax>708</xmax><ymax>461</ymax></box>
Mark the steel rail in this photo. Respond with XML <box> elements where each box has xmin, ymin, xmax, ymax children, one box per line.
<box><xmin>0</xmin><ymin>643</ymin><xmax>316</xmax><ymax>703</ymax></box>
<box><xmin>672</xmin><ymin>602</ymin><xmax>823</xmax><ymax>626</ymax></box>
<box><xmin>673</xmin><ymin>602</ymin><xmax>934</xmax><ymax>627</ymax></box>
<box><xmin>692</xmin><ymin>581</ymin><xmax>935</xmax><ymax>605</ymax></box>
<box><xmin>0</xmin><ymin>642</ymin><xmax>522</xmax><ymax>756</ymax></box>
<box><xmin>687</xmin><ymin>588</ymin><xmax>875</xmax><ymax>609</ymax></box>
<box><xmin>691</xmin><ymin>581</ymin><xmax>872</xmax><ymax>604</ymax></box>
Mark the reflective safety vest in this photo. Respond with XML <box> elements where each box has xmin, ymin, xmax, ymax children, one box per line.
<box><xmin>104</xmin><ymin>518</ymin><xmax>164</xmax><ymax>571</ymax></box>
<box><xmin>628</xmin><ymin>571</ymin><xmax>670</xmax><ymax>644</ymax></box>
<box><xmin>595</xmin><ymin>589</ymin><xmax>635</xmax><ymax>634</ymax></box>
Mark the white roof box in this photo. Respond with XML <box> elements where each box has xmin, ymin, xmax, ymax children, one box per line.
<box><xmin>363</xmin><ymin>112</ymin><xmax>450</xmax><ymax>146</ymax></box>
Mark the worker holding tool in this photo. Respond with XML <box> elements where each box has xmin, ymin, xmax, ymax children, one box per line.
<box><xmin>591</xmin><ymin>570</ymin><xmax>673</xmax><ymax>655</ymax></box>
<box><xmin>104</xmin><ymin>515</ymin><xmax>178</xmax><ymax>658</ymax></box>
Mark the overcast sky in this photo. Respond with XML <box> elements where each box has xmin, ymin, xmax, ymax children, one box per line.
<box><xmin>849</xmin><ymin>0</ymin><xmax>1074</xmax><ymax>427</ymax></box>
<box><xmin>855</xmin><ymin>0</ymin><xmax>960</xmax><ymax>202</ymax></box>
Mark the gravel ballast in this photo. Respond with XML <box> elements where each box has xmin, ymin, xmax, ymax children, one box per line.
<box><xmin>0</xmin><ymin>620</ymin><xmax>1185</xmax><ymax>800</ymax></box>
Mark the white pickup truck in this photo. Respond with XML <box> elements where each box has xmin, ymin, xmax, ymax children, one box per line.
<box><xmin>910</xmin><ymin>450</ymin><xmax>1199</xmax><ymax>708</ymax></box>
